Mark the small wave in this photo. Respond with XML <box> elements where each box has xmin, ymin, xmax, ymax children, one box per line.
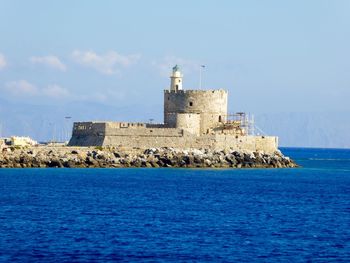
<box><xmin>302</xmin><ymin>167</ymin><xmax>350</xmax><ymax>173</ymax></box>
<box><xmin>308</xmin><ymin>158</ymin><xmax>350</xmax><ymax>161</ymax></box>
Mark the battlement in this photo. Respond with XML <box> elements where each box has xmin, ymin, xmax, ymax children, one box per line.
<box><xmin>164</xmin><ymin>89</ymin><xmax>227</xmax><ymax>95</ymax></box>
<box><xmin>73</xmin><ymin>122</ymin><xmax>147</xmax><ymax>130</ymax></box>
<box><xmin>105</xmin><ymin>122</ymin><xmax>146</xmax><ymax>129</ymax></box>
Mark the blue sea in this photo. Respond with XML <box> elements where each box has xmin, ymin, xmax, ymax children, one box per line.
<box><xmin>0</xmin><ymin>148</ymin><xmax>349</xmax><ymax>262</ymax></box>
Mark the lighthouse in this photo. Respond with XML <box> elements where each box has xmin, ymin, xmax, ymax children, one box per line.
<box><xmin>170</xmin><ymin>65</ymin><xmax>183</xmax><ymax>92</ymax></box>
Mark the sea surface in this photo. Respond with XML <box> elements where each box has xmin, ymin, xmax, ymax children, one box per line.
<box><xmin>0</xmin><ymin>148</ymin><xmax>349</xmax><ymax>262</ymax></box>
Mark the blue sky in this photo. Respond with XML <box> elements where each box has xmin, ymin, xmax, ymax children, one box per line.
<box><xmin>0</xmin><ymin>0</ymin><xmax>349</xmax><ymax>125</ymax></box>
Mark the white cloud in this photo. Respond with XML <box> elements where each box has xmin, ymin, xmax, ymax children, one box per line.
<box><xmin>152</xmin><ymin>55</ymin><xmax>200</xmax><ymax>77</ymax></box>
<box><xmin>42</xmin><ymin>84</ymin><xmax>69</xmax><ymax>98</ymax></box>
<box><xmin>30</xmin><ymin>55</ymin><xmax>66</xmax><ymax>71</ymax></box>
<box><xmin>71</xmin><ymin>50</ymin><xmax>140</xmax><ymax>75</ymax></box>
<box><xmin>5</xmin><ymin>80</ymin><xmax>38</xmax><ymax>96</ymax></box>
<box><xmin>0</xmin><ymin>53</ymin><xmax>7</xmax><ymax>70</ymax></box>
<box><xmin>3</xmin><ymin>81</ymin><xmax>70</xmax><ymax>99</ymax></box>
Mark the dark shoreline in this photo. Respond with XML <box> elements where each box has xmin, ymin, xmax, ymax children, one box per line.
<box><xmin>0</xmin><ymin>146</ymin><xmax>298</xmax><ymax>169</ymax></box>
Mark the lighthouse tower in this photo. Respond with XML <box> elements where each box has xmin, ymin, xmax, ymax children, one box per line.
<box><xmin>170</xmin><ymin>65</ymin><xmax>183</xmax><ymax>92</ymax></box>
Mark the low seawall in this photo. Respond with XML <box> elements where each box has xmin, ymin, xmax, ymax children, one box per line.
<box><xmin>0</xmin><ymin>146</ymin><xmax>298</xmax><ymax>168</ymax></box>
<box><xmin>69</xmin><ymin>122</ymin><xmax>279</xmax><ymax>154</ymax></box>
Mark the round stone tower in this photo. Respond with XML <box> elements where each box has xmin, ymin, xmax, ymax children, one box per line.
<box><xmin>164</xmin><ymin>66</ymin><xmax>228</xmax><ymax>134</ymax></box>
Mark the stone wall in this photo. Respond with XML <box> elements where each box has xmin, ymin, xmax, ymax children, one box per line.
<box><xmin>68</xmin><ymin>122</ymin><xmax>106</xmax><ymax>146</ymax></box>
<box><xmin>102</xmin><ymin>133</ymin><xmax>278</xmax><ymax>153</ymax></box>
<box><xmin>69</xmin><ymin>121</ymin><xmax>278</xmax><ymax>153</ymax></box>
<box><xmin>164</xmin><ymin>89</ymin><xmax>228</xmax><ymax>134</ymax></box>
<box><xmin>212</xmin><ymin>135</ymin><xmax>278</xmax><ymax>153</ymax></box>
<box><xmin>175</xmin><ymin>113</ymin><xmax>200</xmax><ymax>135</ymax></box>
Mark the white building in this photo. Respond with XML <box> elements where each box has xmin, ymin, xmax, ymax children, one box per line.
<box><xmin>0</xmin><ymin>138</ymin><xmax>5</xmax><ymax>148</ymax></box>
<box><xmin>9</xmin><ymin>136</ymin><xmax>38</xmax><ymax>146</ymax></box>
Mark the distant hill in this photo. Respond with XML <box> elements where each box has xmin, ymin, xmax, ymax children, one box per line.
<box><xmin>0</xmin><ymin>99</ymin><xmax>162</xmax><ymax>142</ymax></box>
<box><xmin>0</xmin><ymin>98</ymin><xmax>348</xmax><ymax>148</ymax></box>
<box><xmin>256</xmin><ymin>111</ymin><xmax>350</xmax><ymax>148</ymax></box>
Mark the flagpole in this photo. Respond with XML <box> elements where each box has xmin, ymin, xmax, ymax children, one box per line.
<box><xmin>199</xmin><ymin>65</ymin><xmax>205</xmax><ymax>89</ymax></box>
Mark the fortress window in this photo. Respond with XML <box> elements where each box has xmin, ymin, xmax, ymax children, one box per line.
<box><xmin>219</xmin><ymin>115</ymin><xmax>222</xmax><ymax>122</ymax></box>
<box><xmin>189</xmin><ymin>102</ymin><xmax>193</xmax><ymax>106</ymax></box>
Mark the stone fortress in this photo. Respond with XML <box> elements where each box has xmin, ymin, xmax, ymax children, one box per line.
<box><xmin>69</xmin><ymin>66</ymin><xmax>279</xmax><ymax>153</ymax></box>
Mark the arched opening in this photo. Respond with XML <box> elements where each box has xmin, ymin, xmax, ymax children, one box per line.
<box><xmin>218</xmin><ymin>115</ymin><xmax>222</xmax><ymax>122</ymax></box>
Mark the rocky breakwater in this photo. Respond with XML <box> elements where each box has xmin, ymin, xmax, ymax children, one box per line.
<box><xmin>0</xmin><ymin>146</ymin><xmax>298</xmax><ymax>168</ymax></box>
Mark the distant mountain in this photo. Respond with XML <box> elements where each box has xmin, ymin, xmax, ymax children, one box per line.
<box><xmin>0</xmin><ymin>98</ymin><xmax>348</xmax><ymax>148</ymax></box>
<box><xmin>256</xmin><ymin>111</ymin><xmax>350</xmax><ymax>148</ymax></box>
<box><xmin>0</xmin><ymin>99</ymin><xmax>162</xmax><ymax>142</ymax></box>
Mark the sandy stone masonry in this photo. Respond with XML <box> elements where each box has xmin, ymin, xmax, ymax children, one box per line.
<box><xmin>69</xmin><ymin>65</ymin><xmax>279</xmax><ymax>154</ymax></box>
<box><xmin>164</xmin><ymin>89</ymin><xmax>228</xmax><ymax>134</ymax></box>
